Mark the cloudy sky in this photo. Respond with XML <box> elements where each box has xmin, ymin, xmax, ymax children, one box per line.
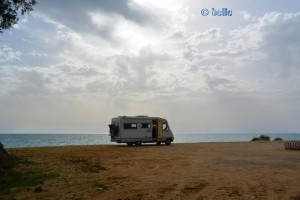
<box><xmin>0</xmin><ymin>0</ymin><xmax>300</xmax><ymax>134</ymax></box>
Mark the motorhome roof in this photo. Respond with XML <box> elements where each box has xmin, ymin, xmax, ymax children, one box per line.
<box><xmin>116</xmin><ymin>116</ymin><xmax>164</xmax><ymax>120</ymax></box>
<box><xmin>118</xmin><ymin>115</ymin><xmax>148</xmax><ymax>117</ymax></box>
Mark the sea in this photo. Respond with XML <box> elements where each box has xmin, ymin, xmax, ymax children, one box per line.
<box><xmin>1</xmin><ymin>133</ymin><xmax>300</xmax><ymax>148</ymax></box>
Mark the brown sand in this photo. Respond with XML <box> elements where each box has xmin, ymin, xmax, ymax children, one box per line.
<box><xmin>3</xmin><ymin>141</ymin><xmax>300</xmax><ymax>199</ymax></box>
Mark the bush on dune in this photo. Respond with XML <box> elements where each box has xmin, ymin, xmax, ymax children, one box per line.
<box><xmin>251</xmin><ymin>134</ymin><xmax>270</xmax><ymax>141</ymax></box>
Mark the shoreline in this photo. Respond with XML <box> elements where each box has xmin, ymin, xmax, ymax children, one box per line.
<box><xmin>5</xmin><ymin>140</ymin><xmax>285</xmax><ymax>149</ymax></box>
<box><xmin>4</xmin><ymin>141</ymin><xmax>264</xmax><ymax>150</ymax></box>
<box><xmin>1</xmin><ymin>133</ymin><xmax>300</xmax><ymax>148</ymax></box>
<box><xmin>7</xmin><ymin>142</ymin><xmax>258</xmax><ymax>150</ymax></box>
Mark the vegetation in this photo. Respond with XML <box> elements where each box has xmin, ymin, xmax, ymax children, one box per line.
<box><xmin>0</xmin><ymin>152</ymin><xmax>59</xmax><ymax>195</ymax></box>
<box><xmin>273</xmin><ymin>137</ymin><xmax>283</xmax><ymax>141</ymax></box>
<box><xmin>0</xmin><ymin>156</ymin><xmax>16</xmax><ymax>171</ymax></box>
<box><xmin>251</xmin><ymin>134</ymin><xmax>271</xmax><ymax>141</ymax></box>
<box><xmin>0</xmin><ymin>0</ymin><xmax>36</xmax><ymax>33</ymax></box>
<box><xmin>0</xmin><ymin>169</ymin><xmax>58</xmax><ymax>192</ymax></box>
<box><xmin>89</xmin><ymin>180</ymin><xmax>107</xmax><ymax>190</ymax></box>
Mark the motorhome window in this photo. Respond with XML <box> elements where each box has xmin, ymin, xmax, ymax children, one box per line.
<box><xmin>141</xmin><ymin>123</ymin><xmax>150</xmax><ymax>128</ymax></box>
<box><xmin>124</xmin><ymin>123</ymin><xmax>137</xmax><ymax>129</ymax></box>
<box><xmin>163</xmin><ymin>123</ymin><xmax>169</xmax><ymax>131</ymax></box>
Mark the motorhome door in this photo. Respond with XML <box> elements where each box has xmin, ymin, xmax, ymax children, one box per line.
<box><xmin>157</xmin><ymin>119</ymin><xmax>163</xmax><ymax>139</ymax></box>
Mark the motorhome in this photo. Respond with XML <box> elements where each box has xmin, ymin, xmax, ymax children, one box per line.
<box><xmin>109</xmin><ymin>116</ymin><xmax>174</xmax><ymax>146</ymax></box>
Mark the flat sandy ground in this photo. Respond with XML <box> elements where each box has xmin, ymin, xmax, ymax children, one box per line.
<box><xmin>2</xmin><ymin>141</ymin><xmax>300</xmax><ymax>200</ymax></box>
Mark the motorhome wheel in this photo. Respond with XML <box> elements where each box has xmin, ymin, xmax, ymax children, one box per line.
<box><xmin>165</xmin><ymin>139</ymin><xmax>171</xmax><ymax>145</ymax></box>
<box><xmin>135</xmin><ymin>141</ymin><xmax>142</xmax><ymax>146</ymax></box>
<box><xmin>127</xmin><ymin>142</ymin><xmax>133</xmax><ymax>146</ymax></box>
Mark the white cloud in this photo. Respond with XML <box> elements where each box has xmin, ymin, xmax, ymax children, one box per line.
<box><xmin>0</xmin><ymin>46</ymin><xmax>22</xmax><ymax>63</ymax></box>
<box><xmin>192</xmin><ymin>28</ymin><xmax>223</xmax><ymax>43</ymax></box>
<box><xmin>240</xmin><ymin>11</ymin><xmax>256</xmax><ymax>22</ymax></box>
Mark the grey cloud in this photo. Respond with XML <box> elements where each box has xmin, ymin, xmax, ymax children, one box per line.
<box><xmin>85</xmin><ymin>79</ymin><xmax>111</xmax><ymax>93</ymax></box>
<box><xmin>168</xmin><ymin>31</ymin><xmax>185</xmax><ymax>40</ymax></box>
<box><xmin>111</xmin><ymin>48</ymin><xmax>172</xmax><ymax>92</ymax></box>
<box><xmin>183</xmin><ymin>45</ymin><xmax>200</xmax><ymax>60</ymax></box>
<box><xmin>259</xmin><ymin>13</ymin><xmax>300</xmax><ymax>78</ymax></box>
<box><xmin>56</xmin><ymin>63</ymin><xmax>102</xmax><ymax>77</ymax></box>
<box><xmin>36</xmin><ymin>0</ymin><xmax>159</xmax><ymax>40</ymax></box>
<box><xmin>224</xmin><ymin>12</ymin><xmax>300</xmax><ymax>82</ymax></box>
<box><xmin>8</xmin><ymin>69</ymin><xmax>51</xmax><ymax>96</ymax></box>
<box><xmin>83</xmin><ymin>48</ymin><xmax>173</xmax><ymax>98</ymax></box>
<box><xmin>72</xmin><ymin>67</ymin><xmax>100</xmax><ymax>76</ymax></box>
<box><xmin>204</xmin><ymin>75</ymin><xmax>233</xmax><ymax>91</ymax></box>
<box><xmin>63</xmin><ymin>86</ymin><xmax>83</xmax><ymax>95</ymax></box>
<box><xmin>183</xmin><ymin>28</ymin><xmax>224</xmax><ymax>61</ymax></box>
<box><xmin>185</xmin><ymin>12</ymin><xmax>300</xmax><ymax>84</ymax></box>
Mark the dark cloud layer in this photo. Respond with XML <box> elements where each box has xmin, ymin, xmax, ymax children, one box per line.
<box><xmin>37</xmin><ymin>0</ymin><xmax>157</xmax><ymax>40</ymax></box>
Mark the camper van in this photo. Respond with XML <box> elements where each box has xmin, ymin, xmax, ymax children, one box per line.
<box><xmin>109</xmin><ymin>116</ymin><xmax>174</xmax><ymax>146</ymax></box>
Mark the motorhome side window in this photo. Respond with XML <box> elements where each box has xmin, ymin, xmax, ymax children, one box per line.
<box><xmin>141</xmin><ymin>123</ymin><xmax>150</xmax><ymax>128</ymax></box>
<box><xmin>163</xmin><ymin>123</ymin><xmax>169</xmax><ymax>131</ymax></box>
<box><xmin>124</xmin><ymin>123</ymin><xmax>137</xmax><ymax>129</ymax></box>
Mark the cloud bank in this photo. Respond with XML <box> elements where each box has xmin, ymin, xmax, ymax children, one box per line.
<box><xmin>0</xmin><ymin>0</ymin><xmax>299</xmax><ymax>133</ymax></box>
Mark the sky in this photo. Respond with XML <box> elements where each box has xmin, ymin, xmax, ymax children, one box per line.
<box><xmin>0</xmin><ymin>0</ymin><xmax>300</xmax><ymax>134</ymax></box>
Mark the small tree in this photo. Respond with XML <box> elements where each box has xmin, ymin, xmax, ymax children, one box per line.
<box><xmin>0</xmin><ymin>0</ymin><xmax>36</xmax><ymax>33</ymax></box>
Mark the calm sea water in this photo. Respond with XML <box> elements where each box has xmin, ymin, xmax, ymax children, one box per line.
<box><xmin>0</xmin><ymin>133</ymin><xmax>300</xmax><ymax>148</ymax></box>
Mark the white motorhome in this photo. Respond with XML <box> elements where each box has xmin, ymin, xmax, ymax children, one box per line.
<box><xmin>109</xmin><ymin>116</ymin><xmax>174</xmax><ymax>146</ymax></box>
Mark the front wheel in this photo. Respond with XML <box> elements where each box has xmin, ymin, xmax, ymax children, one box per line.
<box><xmin>165</xmin><ymin>139</ymin><xmax>171</xmax><ymax>145</ymax></box>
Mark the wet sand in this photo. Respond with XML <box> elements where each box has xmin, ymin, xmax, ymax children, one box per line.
<box><xmin>3</xmin><ymin>141</ymin><xmax>300</xmax><ymax>199</ymax></box>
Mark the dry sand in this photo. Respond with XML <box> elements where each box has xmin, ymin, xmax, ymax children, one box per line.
<box><xmin>3</xmin><ymin>141</ymin><xmax>300</xmax><ymax>200</ymax></box>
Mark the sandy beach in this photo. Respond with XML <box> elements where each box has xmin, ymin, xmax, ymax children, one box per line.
<box><xmin>2</xmin><ymin>141</ymin><xmax>300</xmax><ymax>200</ymax></box>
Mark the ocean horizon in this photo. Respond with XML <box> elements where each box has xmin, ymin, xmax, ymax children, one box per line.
<box><xmin>1</xmin><ymin>133</ymin><xmax>300</xmax><ymax>148</ymax></box>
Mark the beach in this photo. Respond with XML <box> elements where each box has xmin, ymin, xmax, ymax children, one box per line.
<box><xmin>2</xmin><ymin>141</ymin><xmax>300</xmax><ymax>199</ymax></box>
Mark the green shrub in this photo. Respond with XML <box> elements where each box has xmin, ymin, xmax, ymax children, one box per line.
<box><xmin>251</xmin><ymin>134</ymin><xmax>270</xmax><ymax>141</ymax></box>
<box><xmin>0</xmin><ymin>170</ymin><xmax>59</xmax><ymax>192</ymax></box>
<box><xmin>273</xmin><ymin>137</ymin><xmax>283</xmax><ymax>141</ymax></box>
<box><xmin>259</xmin><ymin>135</ymin><xmax>270</xmax><ymax>141</ymax></box>
<box><xmin>251</xmin><ymin>137</ymin><xmax>259</xmax><ymax>141</ymax></box>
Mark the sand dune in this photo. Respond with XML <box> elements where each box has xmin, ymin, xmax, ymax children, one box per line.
<box><xmin>3</xmin><ymin>141</ymin><xmax>300</xmax><ymax>199</ymax></box>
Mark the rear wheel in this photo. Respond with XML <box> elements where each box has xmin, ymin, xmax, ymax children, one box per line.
<box><xmin>156</xmin><ymin>142</ymin><xmax>161</xmax><ymax>145</ymax></box>
<box><xmin>135</xmin><ymin>141</ymin><xmax>142</xmax><ymax>146</ymax></box>
<box><xmin>165</xmin><ymin>139</ymin><xmax>171</xmax><ymax>145</ymax></box>
<box><xmin>127</xmin><ymin>142</ymin><xmax>133</xmax><ymax>146</ymax></box>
